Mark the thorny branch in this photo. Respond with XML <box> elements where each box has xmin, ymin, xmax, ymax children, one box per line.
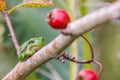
<box><xmin>2</xmin><ymin>1</ymin><xmax>120</xmax><ymax>80</ymax></box>
<box><xmin>57</xmin><ymin>34</ymin><xmax>94</xmax><ymax>64</ymax></box>
<box><xmin>3</xmin><ymin>10</ymin><xmax>20</xmax><ymax>56</ymax></box>
<box><xmin>57</xmin><ymin>35</ymin><xmax>103</xmax><ymax>76</ymax></box>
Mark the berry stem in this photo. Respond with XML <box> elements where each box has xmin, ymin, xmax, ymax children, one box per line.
<box><xmin>81</xmin><ymin>35</ymin><xmax>94</xmax><ymax>60</ymax></box>
<box><xmin>82</xmin><ymin>35</ymin><xmax>103</xmax><ymax>77</ymax></box>
<box><xmin>57</xmin><ymin>35</ymin><xmax>94</xmax><ymax>64</ymax></box>
<box><xmin>93</xmin><ymin>60</ymin><xmax>103</xmax><ymax>78</ymax></box>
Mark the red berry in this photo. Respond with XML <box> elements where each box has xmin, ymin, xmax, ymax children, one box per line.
<box><xmin>76</xmin><ymin>69</ymin><xmax>98</xmax><ymax>80</ymax></box>
<box><xmin>46</xmin><ymin>8</ymin><xmax>70</xmax><ymax>29</ymax></box>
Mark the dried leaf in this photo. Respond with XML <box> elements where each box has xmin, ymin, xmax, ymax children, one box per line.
<box><xmin>23</xmin><ymin>0</ymin><xmax>50</xmax><ymax>3</ymax></box>
<box><xmin>0</xmin><ymin>0</ymin><xmax>6</xmax><ymax>11</ymax></box>
<box><xmin>22</xmin><ymin>1</ymin><xmax>53</xmax><ymax>8</ymax></box>
<box><xmin>8</xmin><ymin>1</ymin><xmax>53</xmax><ymax>14</ymax></box>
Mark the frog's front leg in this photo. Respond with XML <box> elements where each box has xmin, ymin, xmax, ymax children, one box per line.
<box><xmin>18</xmin><ymin>49</ymin><xmax>35</xmax><ymax>61</ymax></box>
<box><xmin>19</xmin><ymin>54</ymin><xmax>25</xmax><ymax>61</ymax></box>
<box><xmin>25</xmin><ymin>49</ymin><xmax>36</xmax><ymax>57</ymax></box>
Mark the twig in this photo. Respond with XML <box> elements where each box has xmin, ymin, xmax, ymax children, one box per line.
<box><xmin>57</xmin><ymin>35</ymin><xmax>94</xmax><ymax>63</ymax></box>
<box><xmin>81</xmin><ymin>35</ymin><xmax>94</xmax><ymax>59</ymax></box>
<box><xmin>3</xmin><ymin>10</ymin><xmax>20</xmax><ymax>56</ymax></box>
<box><xmin>57</xmin><ymin>52</ymin><xmax>92</xmax><ymax>64</ymax></box>
<box><xmin>57</xmin><ymin>35</ymin><xmax>103</xmax><ymax>78</ymax></box>
<box><xmin>93</xmin><ymin>60</ymin><xmax>103</xmax><ymax>77</ymax></box>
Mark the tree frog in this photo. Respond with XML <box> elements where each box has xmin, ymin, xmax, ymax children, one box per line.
<box><xmin>18</xmin><ymin>37</ymin><xmax>44</xmax><ymax>61</ymax></box>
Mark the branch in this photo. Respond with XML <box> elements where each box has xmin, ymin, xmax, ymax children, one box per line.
<box><xmin>3</xmin><ymin>10</ymin><xmax>20</xmax><ymax>56</ymax></box>
<box><xmin>2</xmin><ymin>1</ymin><xmax>120</xmax><ymax>80</ymax></box>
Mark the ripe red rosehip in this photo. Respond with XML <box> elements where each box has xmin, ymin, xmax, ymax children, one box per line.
<box><xmin>46</xmin><ymin>8</ymin><xmax>70</xmax><ymax>29</ymax></box>
<box><xmin>76</xmin><ymin>69</ymin><xmax>98</xmax><ymax>80</ymax></box>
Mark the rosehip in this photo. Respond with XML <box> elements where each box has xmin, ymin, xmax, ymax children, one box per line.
<box><xmin>76</xmin><ymin>69</ymin><xmax>98</xmax><ymax>80</ymax></box>
<box><xmin>46</xmin><ymin>8</ymin><xmax>70</xmax><ymax>29</ymax></box>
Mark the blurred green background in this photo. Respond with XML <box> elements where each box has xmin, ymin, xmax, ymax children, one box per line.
<box><xmin>0</xmin><ymin>0</ymin><xmax>120</xmax><ymax>80</ymax></box>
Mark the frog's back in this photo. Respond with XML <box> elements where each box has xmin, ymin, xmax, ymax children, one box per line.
<box><xmin>20</xmin><ymin>40</ymin><xmax>29</xmax><ymax>53</ymax></box>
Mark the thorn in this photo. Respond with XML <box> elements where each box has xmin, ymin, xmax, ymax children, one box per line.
<box><xmin>8</xmin><ymin>34</ymin><xmax>12</xmax><ymax>38</ymax></box>
<box><xmin>57</xmin><ymin>56</ymin><xmax>65</xmax><ymax>63</ymax></box>
<box><xmin>60</xmin><ymin>30</ymin><xmax>73</xmax><ymax>36</ymax></box>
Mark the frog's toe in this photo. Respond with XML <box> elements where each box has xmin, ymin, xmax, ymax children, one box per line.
<box><xmin>19</xmin><ymin>54</ymin><xmax>25</xmax><ymax>61</ymax></box>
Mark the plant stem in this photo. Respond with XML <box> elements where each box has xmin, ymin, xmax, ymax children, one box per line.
<box><xmin>81</xmin><ymin>35</ymin><xmax>94</xmax><ymax>59</ymax></box>
<box><xmin>66</xmin><ymin>0</ymin><xmax>79</xmax><ymax>80</ymax></box>
<box><xmin>93</xmin><ymin>60</ymin><xmax>103</xmax><ymax>78</ymax></box>
<box><xmin>3</xmin><ymin>10</ymin><xmax>20</xmax><ymax>56</ymax></box>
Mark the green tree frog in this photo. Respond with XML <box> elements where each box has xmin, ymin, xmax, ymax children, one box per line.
<box><xmin>18</xmin><ymin>37</ymin><xmax>44</xmax><ymax>61</ymax></box>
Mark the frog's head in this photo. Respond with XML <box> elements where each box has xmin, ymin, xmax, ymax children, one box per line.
<box><xmin>30</xmin><ymin>37</ymin><xmax>44</xmax><ymax>51</ymax></box>
<box><xmin>36</xmin><ymin>37</ymin><xmax>44</xmax><ymax>47</ymax></box>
